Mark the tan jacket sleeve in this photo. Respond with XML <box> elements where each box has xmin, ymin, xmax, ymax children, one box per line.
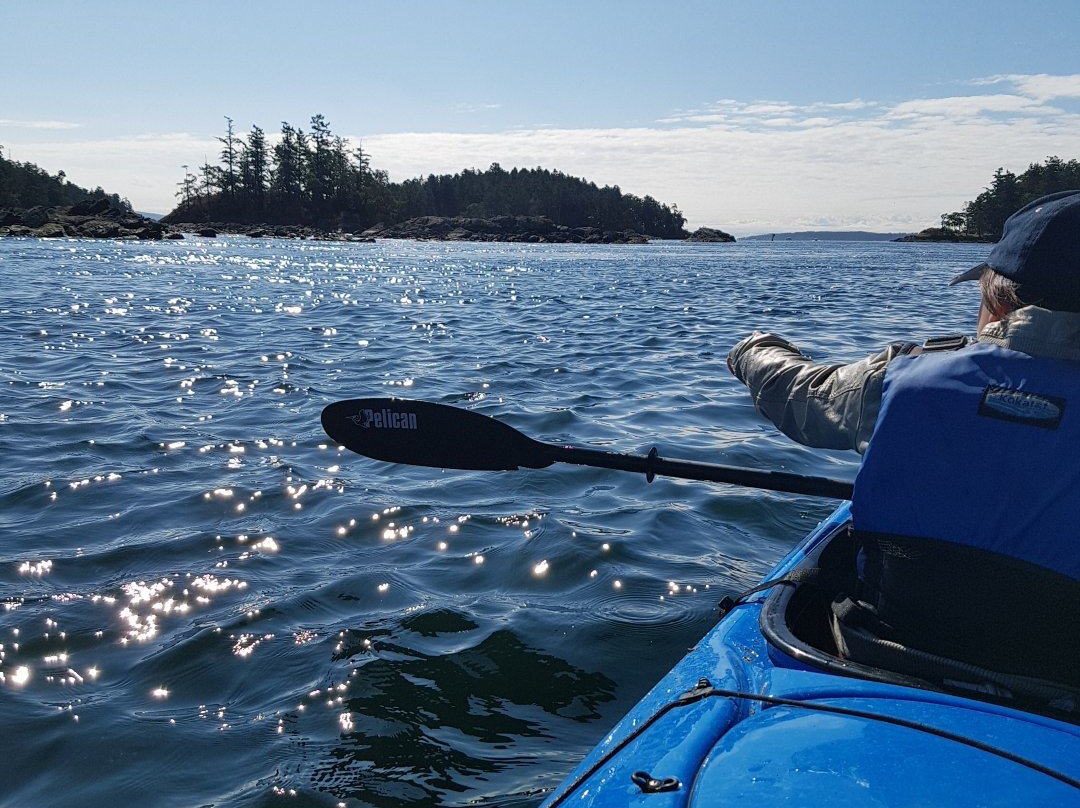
<box><xmin>726</xmin><ymin>332</ymin><xmax>916</xmax><ymax>454</ymax></box>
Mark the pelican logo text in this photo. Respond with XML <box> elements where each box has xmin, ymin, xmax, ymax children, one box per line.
<box><xmin>350</xmin><ymin>408</ymin><xmax>419</xmax><ymax>430</ymax></box>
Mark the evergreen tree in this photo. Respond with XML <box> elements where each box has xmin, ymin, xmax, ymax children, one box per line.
<box><xmin>217</xmin><ymin>116</ymin><xmax>239</xmax><ymax>199</ymax></box>
<box><xmin>176</xmin><ymin>164</ymin><xmax>198</xmax><ymax>206</ymax></box>
<box><xmin>270</xmin><ymin>122</ymin><xmax>303</xmax><ymax>217</ymax></box>
<box><xmin>351</xmin><ymin>141</ymin><xmax>371</xmax><ymax>219</ymax></box>
<box><xmin>238</xmin><ymin>125</ymin><xmax>269</xmax><ymax>211</ymax></box>
<box><xmin>294</xmin><ymin>128</ymin><xmax>311</xmax><ymax>207</ymax></box>
<box><xmin>198</xmin><ymin>158</ymin><xmax>220</xmax><ymax>212</ymax></box>
<box><xmin>307</xmin><ymin>114</ymin><xmax>333</xmax><ymax>220</ymax></box>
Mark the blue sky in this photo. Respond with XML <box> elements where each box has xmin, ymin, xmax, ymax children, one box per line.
<box><xmin>2</xmin><ymin>0</ymin><xmax>1078</xmax><ymax>233</ymax></box>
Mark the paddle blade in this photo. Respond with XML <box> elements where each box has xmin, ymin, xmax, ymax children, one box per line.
<box><xmin>321</xmin><ymin>398</ymin><xmax>554</xmax><ymax>471</ymax></box>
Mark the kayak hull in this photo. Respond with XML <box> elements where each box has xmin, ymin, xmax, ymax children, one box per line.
<box><xmin>541</xmin><ymin>503</ymin><xmax>1080</xmax><ymax>807</ymax></box>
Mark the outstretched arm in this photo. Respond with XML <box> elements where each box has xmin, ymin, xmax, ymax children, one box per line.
<box><xmin>727</xmin><ymin>332</ymin><xmax>916</xmax><ymax>453</ymax></box>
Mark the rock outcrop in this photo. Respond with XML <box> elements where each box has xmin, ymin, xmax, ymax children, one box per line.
<box><xmin>162</xmin><ymin>221</ymin><xmax>373</xmax><ymax>241</ymax></box>
<box><xmin>359</xmin><ymin>215</ymin><xmax>650</xmax><ymax>244</ymax></box>
<box><xmin>0</xmin><ymin>201</ymin><xmax>173</xmax><ymax>240</ymax></box>
<box><xmin>894</xmin><ymin>227</ymin><xmax>993</xmax><ymax>243</ymax></box>
<box><xmin>686</xmin><ymin>227</ymin><xmax>736</xmax><ymax>243</ymax></box>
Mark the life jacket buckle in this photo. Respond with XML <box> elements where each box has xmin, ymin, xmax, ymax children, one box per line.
<box><xmin>921</xmin><ymin>335</ymin><xmax>968</xmax><ymax>352</ymax></box>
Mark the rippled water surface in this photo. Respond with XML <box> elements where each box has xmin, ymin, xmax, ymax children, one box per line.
<box><xmin>0</xmin><ymin>235</ymin><xmax>989</xmax><ymax>806</ymax></box>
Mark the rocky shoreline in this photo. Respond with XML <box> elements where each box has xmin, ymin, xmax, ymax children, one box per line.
<box><xmin>0</xmin><ymin>199</ymin><xmax>174</xmax><ymax>240</ymax></box>
<box><xmin>894</xmin><ymin>227</ymin><xmax>994</xmax><ymax>243</ymax></box>
<box><xmin>356</xmin><ymin>215</ymin><xmax>651</xmax><ymax>243</ymax></box>
<box><xmin>161</xmin><ymin>221</ymin><xmax>374</xmax><ymax>241</ymax></box>
<box><xmin>1</xmin><ymin>204</ymin><xmax>742</xmax><ymax>245</ymax></box>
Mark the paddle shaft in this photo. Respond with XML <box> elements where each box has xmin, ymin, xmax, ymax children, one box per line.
<box><xmin>552</xmin><ymin>444</ymin><xmax>854</xmax><ymax>499</ymax></box>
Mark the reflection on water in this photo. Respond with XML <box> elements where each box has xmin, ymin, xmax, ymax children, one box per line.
<box><xmin>0</xmin><ymin>235</ymin><xmax>988</xmax><ymax>805</ymax></box>
<box><xmin>308</xmin><ymin>612</ymin><xmax>616</xmax><ymax>806</ymax></box>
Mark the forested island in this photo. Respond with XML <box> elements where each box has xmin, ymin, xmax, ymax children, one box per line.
<box><xmin>903</xmin><ymin>156</ymin><xmax>1080</xmax><ymax>242</ymax></box>
<box><xmin>0</xmin><ymin>146</ymin><xmax>170</xmax><ymax>239</ymax></box>
<box><xmin>0</xmin><ymin>146</ymin><xmax>128</xmax><ymax>210</ymax></box>
<box><xmin>160</xmin><ymin>115</ymin><xmax>691</xmax><ymax>242</ymax></box>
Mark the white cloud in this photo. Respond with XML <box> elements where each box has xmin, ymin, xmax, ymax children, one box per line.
<box><xmin>886</xmin><ymin>94</ymin><xmax>1054</xmax><ymax>119</ymax></box>
<box><xmin>812</xmin><ymin>100</ymin><xmax>877</xmax><ymax>112</ymax></box>
<box><xmin>0</xmin><ymin>119</ymin><xmax>81</xmax><ymax>130</ymax></box>
<box><xmin>660</xmin><ymin>98</ymin><xmax>880</xmax><ymax>130</ymax></box>
<box><xmin>454</xmin><ymin>103</ymin><xmax>502</xmax><ymax>113</ymax></box>
<box><xmin>973</xmin><ymin>73</ymin><xmax>1080</xmax><ymax>103</ymax></box>
<box><xmin>742</xmin><ymin>102</ymin><xmax>799</xmax><ymax>115</ymax></box>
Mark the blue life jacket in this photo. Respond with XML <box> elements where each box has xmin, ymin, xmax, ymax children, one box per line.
<box><xmin>852</xmin><ymin>341</ymin><xmax>1080</xmax><ymax>581</ymax></box>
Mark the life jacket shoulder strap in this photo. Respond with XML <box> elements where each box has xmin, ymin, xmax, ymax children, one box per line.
<box><xmin>914</xmin><ymin>334</ymin><xmax>970</xmax><ymax>354</ymax></box>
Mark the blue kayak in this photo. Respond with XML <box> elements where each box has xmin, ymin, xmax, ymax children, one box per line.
<box><xmin>541</xmin><ymin>503</ymin><xmax>1080</xmax><ymax>807</ymax></box>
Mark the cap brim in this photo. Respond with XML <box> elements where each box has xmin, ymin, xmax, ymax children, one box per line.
<box><xmin>949</xmin><ymin>262</ymin><xmax>988</xmax><ymax>286</ymax></box>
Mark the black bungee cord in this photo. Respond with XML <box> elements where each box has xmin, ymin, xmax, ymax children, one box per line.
<box><xmin>544</xmin><ymin>678</ymin><xmax>1080</xmax><ymax>807</ymax></box>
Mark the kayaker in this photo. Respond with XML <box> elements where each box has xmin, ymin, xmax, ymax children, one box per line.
<box><xmin>727</xmin><ymin>189</ymin><xmax>1080</xmax><ymax>685</ymax></box>
<box><xmin>728</xmin><ymin>190</ymin><xmax>1080</xmax><ymax>454</ymax></box>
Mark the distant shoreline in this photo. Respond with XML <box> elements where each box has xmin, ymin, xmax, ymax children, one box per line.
<box><xmin>743</xmin><ymin>230</ymin><xmax>911</xmax><ymax>241</ymax></box>
<box><xmin>742</xmin><ymin>228</ymin><xmax>996</xmax><ymax>243</ymax></box>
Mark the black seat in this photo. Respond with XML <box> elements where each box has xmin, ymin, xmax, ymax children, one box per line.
<box><xmin>853</xmin><ymin>534</ymin><xmax>1080</xmax><ymax>688</ymax></box>
<box><xmin>759</xmin><ymin>524</ymin><xmax>1080</xmax><ymax>721</ymax></box>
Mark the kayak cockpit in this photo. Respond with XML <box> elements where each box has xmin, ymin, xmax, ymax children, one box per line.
<box><xmin>759</xmin><ymin>515</ymin><xmax>1080</xmax><ymax>723</ymax></box>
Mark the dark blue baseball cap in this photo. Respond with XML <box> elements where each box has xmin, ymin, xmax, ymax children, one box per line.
<box><xmin>950</xmin><ymin>190</ymin><xmax>1080</xmax><ymax>311</ymax></box>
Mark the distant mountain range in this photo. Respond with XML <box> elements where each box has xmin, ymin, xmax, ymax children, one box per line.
<box><xmin>743</xmin><ymin>230</ymin><xmax>911</xmax><ymax>241</ymax></box>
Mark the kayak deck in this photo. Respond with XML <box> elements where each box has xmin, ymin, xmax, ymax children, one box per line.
<box><xmin>541</xmin><ymin>504</ymin><xmax>1080</xmax><ymax>807</ymax></box>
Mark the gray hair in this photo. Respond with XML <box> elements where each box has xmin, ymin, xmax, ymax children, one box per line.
<box><xmin>980</xmin><ymin>266</ymin><xmax>1026</xmax><ymax>315</ymax></box>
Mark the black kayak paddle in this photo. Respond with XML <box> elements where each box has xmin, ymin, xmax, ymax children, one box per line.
<box><xmin>321</xmin><ymin>398</ymin><xmax>854</xmax><ymax>500</ymax></box>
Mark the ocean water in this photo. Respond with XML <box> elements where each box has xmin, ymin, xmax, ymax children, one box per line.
<box><xmin>0</xmin><ymin>235</ymin><xmax>989</xmax><ymax>807</ymax></box>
